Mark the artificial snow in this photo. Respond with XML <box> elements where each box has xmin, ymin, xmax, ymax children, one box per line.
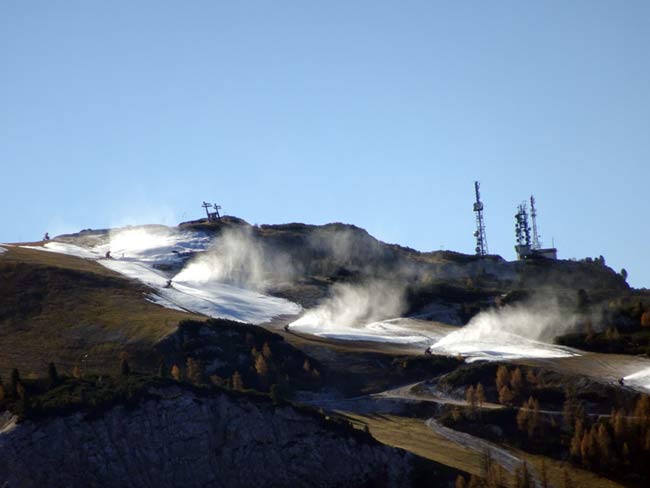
<box><xmin>20</xmin><ymin>227</ymin><xmax>301</xmax><ymax>324</ymax></box>
<box><xmin>288</xmin><ymin>317</ymin><xmax>452</xmax><ymax>345</ymax></box>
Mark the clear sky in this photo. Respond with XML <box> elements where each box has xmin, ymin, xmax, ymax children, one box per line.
<box><xmin>1</xmin><ymin>1</ymin><xmax>649</xmax><ymax>287</ymax></box>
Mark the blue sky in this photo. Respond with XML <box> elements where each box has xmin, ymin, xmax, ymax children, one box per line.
<box><xmin>1</xmin><ymin>1</ymin><xmax>649</xmax><ymax>287</ymax></box>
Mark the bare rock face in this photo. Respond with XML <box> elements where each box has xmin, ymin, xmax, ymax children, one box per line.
<box><xmin>0</xmin><ymin>387</ymin><xmax>414</xmax><ymax>488</ymax></box>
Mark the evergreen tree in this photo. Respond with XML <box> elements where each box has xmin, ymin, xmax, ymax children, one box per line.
<box><xmin>596</xmin><ymin>423</ymin><xmax>612</xmax><ymax>470</ymax></box>
<box><xmin>496</xmin><ymin>365</ymin><xmax>510</xmax><ymax>392</ymax></box>
<box><xmin>455</xmin><ymin>475</ymin><xmax>467</xmax><ymax>488</ymax></box>
<box><xmin>510</xmin><ymin>368</ymin><xmax>524</xmax><ymax>399</ymax></box>
<box><xmin>47</xmin><ymin>362</ymin><xmax>59</xmax><ymax>387</ymax></box>
<box><xmin>270</xmin><ymin>384</ymin><xmax>281</xmax><ymax>405</ymax></box>
<box><xmin>120</xmin><ymin>359</ymin><xmax>131</xmax><ymax>376</ymax></box>
<box><xmin>170</xmin><ymin>364</ymin><xmax>181</xmax><ymax>381</ymax></box>
<box><xmin>186</xmin><ymin>357</ymin><xmax>203</xmax><ymax>385</ymax></box>
<box><xmin>570</xmin><ymin>419</ymin><xmax>584</xmax><ymax>459</ymax></box>
<box><xmin>231</xmin><ymin>371</ymin><xmax>244</xmax><ymax>390</ymax></box>
<box><xmin>498</xmin><ymin>385</ymin><xmax>514</xmax><ymax>405</ymax></box>
<box><xmin>525</xmin><ymin>368</ymin><xmax>539</xmax><ymax>387</ymax></box>
<box><xmin>255</xmin><ymin>355</ymin><xmax>269</xmax><ymax>389</ymax></box>
<box><xmin>467</xmin><ymin>474</ymin><xmax>482</xmax><ymax>488</ymax></box>
<box><xmin>10</xmin><ymin>369</ymin><xmax>20</xmax><ymax>397</ymax></box>
<box><xmin>465</xmin><ymin>385</ymin><xmax>476</xmax><ymax>413</ymax></box>
<box><xmin>476</xmin><ymin>383</ymin><xmax>486</xmax><ymax>409</ymax></box>
<box><xmin>516</xmin><ymin>402</ymin><xmax>530</xmax><ymax>433</ymax></box>
<box><xmin>158</xmin><ymin>361</ymin><xmax>167</xmax><ymax>378</ymax></box>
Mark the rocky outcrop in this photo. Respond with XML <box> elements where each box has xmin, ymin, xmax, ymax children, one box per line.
<box><xmin>0</xmin><ymin>386</ymin><xmax>416</xmax><ymax>488</ymax></box>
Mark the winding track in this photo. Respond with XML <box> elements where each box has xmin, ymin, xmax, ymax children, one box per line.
<box><xmin>425</xmin><ymin>418</ymin><xmax>542</xmax><ymax>487</ymax></box>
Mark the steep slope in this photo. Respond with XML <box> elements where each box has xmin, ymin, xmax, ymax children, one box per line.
<box><xmin>0</xmin><ymin>246</ymin><xmax>204</xmax><ymax>378</ymax></box>
<box><xmin>0</xmin><ymin>384</ymin><xmax>449</xmax><ymax>488</ymax></box>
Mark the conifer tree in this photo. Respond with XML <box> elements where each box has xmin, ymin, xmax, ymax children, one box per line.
<box><xmin>595</xmin><ymin>423</ymin><xmax>612</xmax><ymax>467</ymax></box>
<box><xmin>10</xmin><ymin>368</ymin><xmax>20</xmax><ymax>397</ymax></box>
<box><xmin>158</xmin><ymin>361</ymin><xmax>167</xmax><ymax>378</ymax></box>
<box><xmin>498</xmin><ymin>385</ymin><xmax>514</xmax><ymax>405</ymax></box>
<box><xmin>496</xmin><ymin>365</ymin><xmax>510</xmax><ymax>392</ymax></box>
<box><xmin>455</xmin><ymin>475</ymin><xmax>467</xmax><ymax>488</ymax></box>
<box><xmin>526</xmin><ymin>368</ymin><xmax>538</xmax><ymax>387</ymax></box>
<box><xmin>171</xmin><ymin>364</ymin><xmax>181</xmax><ymax>381</ymax></box>
<box><xmin>47</xmin><ymin>362</ymin><xmax>59</xmax><ymax>387</ymax></box>
<box><xmin>510</xmin><ymin>367</ymin><xmax>524</xmax><ymax>399</ymax></box>
<box><xmin>465</xmin><ymin>385</ymin><xmax>476</xmax><ymax>413</ymax></box>
<box><xmin>186</xmin><ymin>357</ymin><xmax>203</xmax><ymax>384</ymax></box>
<box><xmin>270</xmin><ymin>384</ymin><xmax>280</xmax><ymax>405</ymax></box>
<box><xmin>517</xmin><ymin>402</ymin><xmax>529</xmax><ymax>433</ymax></box>
<box><xmin>231</xmin><ymin>371</ymin><xmax>244</xmax><ymax>390</ymax></box>
<box><xmin>255</xmin><ymin>355</ymin><xmax>269</xmax><ymax>389</ymax></box>
<box><xmin>476</xmin><ymin>383</ymin><xmax>486</xmax><ymax>409</ymax></box>
<box><xmin>120</xmin><ymin>359</ymin><xmax>131</xmax><ymax>376</ymax></box>
<box><xmin>262</xmin><ymin>342</ymin><xmax>272</xmax><ymax>359</ymax></box>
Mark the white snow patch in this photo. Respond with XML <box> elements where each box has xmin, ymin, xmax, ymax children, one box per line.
<box><xmin>427</xmin><ymin>304</ymin><xmax>580</xmax><ymax>362</ymax></box>
<box><xmin>22</xmin><ymin>242</ymin><xmax>99</xmax><ymax>259</ymax></box>
<box><xmin>0</xmin><ymin>246</ymin><xmax>7</xmax><ymax>255</ymax></box>
<box><xmin>428</xmin><ymin>329</ymin><xmax>577</xmax><ymax>362</ymax></box>
<box><xmin>288</xmin><ymin>317</ymin><xmax>451</xmax><ymax>345</ymax></box>
<box><xmin>20</xmin><ymin>227</ymin><xmax>301</xmax><ymax>324</ymax></box>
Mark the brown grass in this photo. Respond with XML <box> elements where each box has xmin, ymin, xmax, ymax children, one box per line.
<box><xmin>341</xmin><ymin>413</ymin><xmax>626</xmax><ymax>488</ymax></box>
<box><xmin>342</xmin><ymin>413</ymin><xmax>488</xmax><ymax>478</ymax></box>
<box><xmin>0</xmin><ymin>246</ymin><xmax>204</xmax><ymax>378</ymax></box>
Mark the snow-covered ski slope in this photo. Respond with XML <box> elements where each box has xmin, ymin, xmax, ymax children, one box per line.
<box><xmin>289</xmin><ymin>316</ymin><xmax>455</xmax><ymax>345</ymax></box>
<box><xmin>22</xmin><ymin>226</ymin><xmax>301</xmax><ymax>324</ymax></box>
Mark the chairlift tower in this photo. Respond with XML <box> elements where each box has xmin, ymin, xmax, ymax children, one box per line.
<box><xmin>473</xmin><ymin>181</ymin><xmax>488</xmax><ymax>256</ymax></box>
<box><xmin>212</xmin><ymin>204</ymin><xmax>222</xmax><ymax>220</ymax></box>
<box><xmin>202</xmin><ymin>201</ymin><xmax>222</xmax><ymax>222</ymax></box>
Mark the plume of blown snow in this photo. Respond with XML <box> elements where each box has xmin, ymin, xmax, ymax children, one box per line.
<box><xmin>173</xmin><ymin>227</ymin><xmax>293</xmax><ymax>291</ymax></box>
<box><xmin>428</xmin><ymin>298</ymin><xmax>581</xmax><ymax>359</ymax></box>
<box><xmin>106</xmin><ymin>225</ymin><xmax>208</xmax><ymax>263</ymax></box>
<box><xmin>290</xmin><ymin>280</ymin><xmax>406</xmax><ymax>330</ymax></box>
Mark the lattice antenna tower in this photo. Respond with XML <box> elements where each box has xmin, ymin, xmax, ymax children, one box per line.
<box><xmin>473</xmin><ymin>181</ymin><xmax>488</xmax><ymax>256</ymax></box>
<box><xmin>530</xmin><ymin>195</ymin><xmax>541</xmax><ymax>250</ymax></box>
<box><xmin>515</xmin><ymin>203</ymin><xmax>531</xmax><ymax>247</ymax></box>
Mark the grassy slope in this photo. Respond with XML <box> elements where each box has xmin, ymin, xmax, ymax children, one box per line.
<box><xmin>0</xmin><ymin>245</ymin><xmax>204</xmax><ymax>378</ymax></box>
<box><xmin>343</xmin><ymin>413</ymin><xmax>626</xmax><ymax>488</ymax></box>
<box><xmin>344</xmin><ymin>413</ymin><xmax>489</xmax><ymax>478</ymax></box>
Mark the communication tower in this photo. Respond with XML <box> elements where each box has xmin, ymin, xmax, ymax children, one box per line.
<box><xmin>530</xmin><ymin>195</ymin><xmax>541</xmax><ymax>250</ymax></box>
<box><xmin>515</xmin><ymin>202</ymin><xmax>531</xmax><ymax>249</ymax></box>
<box><xmin>473</xmin><ymin>181</ymin><xmax>488</xmax><ymax>256</ymax></box>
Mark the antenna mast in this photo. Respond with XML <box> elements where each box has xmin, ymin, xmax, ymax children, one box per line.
<box><xmin>515</xmin><ymin>203</ymin><xmax>531</xmax><ymax>247</ymax></box>
<box><xmin>530</xmin><ymin>195</ymin><xmax>541</xmax><ymax>250</ymax></box>
<box><xmin>473</xmin><ymin>181</ymin><xmax>488</xmax><ymax>256</ymax></box>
